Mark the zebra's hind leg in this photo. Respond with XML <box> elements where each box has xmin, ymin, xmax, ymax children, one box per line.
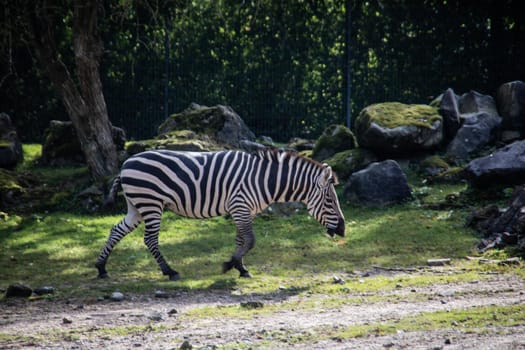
<box><xmin>143</xmin><ymin>213</ymin><xmax>180</xmax><ymax>281</ymax></box>
<box><xmin>96</xmin><ymin>204</ymin><xmax>141</xmax><ymax>279</ymax></box>
<box><xmin>223</xmin><ymin>214</ymin><xmax>255</xmax><ymax>278</ymax></box>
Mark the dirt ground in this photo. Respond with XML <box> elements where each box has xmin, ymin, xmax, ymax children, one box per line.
<box><xmin>1</xmin><ymin>271</ymin><xmax>525</xmax><ymax>350</ymax></box>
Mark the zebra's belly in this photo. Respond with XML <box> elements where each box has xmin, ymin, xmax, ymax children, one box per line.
<box><xmin>164</xmin><ymin>200</ymin><xmax>229</xmax><ymax>219</ymax></box>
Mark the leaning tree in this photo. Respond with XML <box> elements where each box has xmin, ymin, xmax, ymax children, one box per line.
<box><xmin>4</xmin><ymin>0</ymin><xmax>118</xmax><ymax>181</ymax></box>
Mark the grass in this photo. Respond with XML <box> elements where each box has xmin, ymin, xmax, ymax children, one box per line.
<box><xmin>1</xmin><ymin>145</ymin><xmax>525</xmax><ymax>349</ymax></box>
<box><xmin>0</xmin><ymin>144</ymin><xmax>520</xmax><ymax>299</ymax></box>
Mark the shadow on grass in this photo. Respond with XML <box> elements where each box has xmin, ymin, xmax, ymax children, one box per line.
<box><xmin>0</xmin><ymin>203</ymin><xmax>479</xmax><ymax>300</ymax></box>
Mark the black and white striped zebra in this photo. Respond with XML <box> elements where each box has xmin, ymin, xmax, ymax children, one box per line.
<box><xmin>95</xmin><ymin>149</ymin><xmax>345</xmax><ymax>280</ymax></box>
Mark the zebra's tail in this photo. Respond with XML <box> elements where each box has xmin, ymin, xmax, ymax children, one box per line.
<box><xmin>103</xmin><ymin>175</ymin><xmax>121</xmax><ymax>207</ymax></box>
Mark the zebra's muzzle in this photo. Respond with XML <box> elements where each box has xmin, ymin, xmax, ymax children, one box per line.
<box><xmin>327</xmin><ymin>218</ymin><xmax>345</xmax><ymax>237</ymax></box>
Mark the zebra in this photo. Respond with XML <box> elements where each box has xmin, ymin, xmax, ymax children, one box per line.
<box><xmin>95</xmin><ymin>148</ymin><xmax>345</xmax><ymax>281</ymax></box>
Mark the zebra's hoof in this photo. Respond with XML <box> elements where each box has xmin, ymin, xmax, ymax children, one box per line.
<box><xmin>97</xmin><ymin>273</ymin><xmax>109</xmax><ymax>279</ymax></box>
<box><xmin>239</xmin><ymin>271</ymin><xmax>252</xmax><ymax>278</ymax></box>
<box><xmin>222</xmin><ymin>260</ymin><xmax>235</xmax><ymax>273</ymax></box>
<box><xmin>168</xmin><ymin>273</ymin><xmax>180</xmax><ymax>281</ymax></box>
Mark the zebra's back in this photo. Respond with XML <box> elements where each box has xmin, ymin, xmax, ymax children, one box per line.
<box><xmin>120</xmin><ymin>150</ymin><xmax>254</xmax><ymax>218</ymax></box>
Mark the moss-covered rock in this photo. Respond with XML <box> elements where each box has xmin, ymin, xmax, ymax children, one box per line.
<box><xmin>125</xmin><ymin>130</ymin><xmax>224</xmax><ymax>156</ymax></box>
<box><xmin>0</xmin><ymin>168</ymin><xmax>24</xmax><ymax>209</ymax></box>
<box><xmin>312</xmin><ymin>124</ymin><xmax>357</xmax><ymax>161</ymax></box>
<box><xmin>324</xmin><ymin>148</ymin><xmax>378</xmax><ymax>181</ymax></box>
<box><xmin>158</xmin><ymin>103</ymin><xmax>255</xmax><ymax>149</ymax></box>
<box><xmin>286</xmin><ymin>137</ymin><xmax>315</xmax><ymax>151</ymax></box>
<box><xmin>40</xmin><ymin>120</ymin><xmax>126</xmax><ymax>165</ymax></box>
<box><xmin>0</xmin><ymin>113</ymin><xmax>23</xmax><ymax>169</ymax></box>
<box><xmin>355</xmin><ymin>102</ymin><xmax>443</xmax><ymax>156</ymax></box>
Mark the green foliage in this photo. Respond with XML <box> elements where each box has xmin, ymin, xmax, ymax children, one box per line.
<box><xmin>4</xmin><ymin>1</ymin><xmax>523</xmax><ymax>141</ymax></box>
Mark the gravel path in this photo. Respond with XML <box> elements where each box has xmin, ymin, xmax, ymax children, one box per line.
<box><xmin>1</xmin><ymin>272</ymin><xmax>524</xmax><ymax>349</ymax></box>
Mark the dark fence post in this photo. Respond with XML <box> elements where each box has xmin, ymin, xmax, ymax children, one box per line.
<box><xmin>164</xmin><ymin>19</ymin><xmax>170</xmax><ymax>120</ymax></box>
<box><xmin>344</xmin><ymin>0</ymin><xmax>352</xmax><ymax>129</ymax></box>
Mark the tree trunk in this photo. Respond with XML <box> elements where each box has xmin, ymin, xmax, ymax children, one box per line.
<box><xmin>29</xmin><ymin>0</ymin><xmax>117</xmax><ymax>181</ymax></box>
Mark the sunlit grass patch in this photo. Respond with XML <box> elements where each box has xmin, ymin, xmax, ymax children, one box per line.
<box><xmin>0</xmin><ymin>198</ymin><xmax>484</xmax><ymax>299</ymax></box>
<box><xmin>330</xmin><ymin>304</ymin><xmax>525</xmax><ymax>340</ymax></box>
<box><xmin>0</xmin><ymin>148</ymin><xmax>513</xmax><ymax>300</ymax></box>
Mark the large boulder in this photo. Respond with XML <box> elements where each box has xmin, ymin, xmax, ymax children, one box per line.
<box><xmin>445</xmin><ymin>112</ymin><xmax>501</xmax><ymax>163</ymax></box>
<box><xmin>343</xmin><ymin>159</ymin><xmax>412</xmax><ymax>206</ymax></box>
<box><xmin>355</xmin><ymin>102</ymin><xmax>443</xmax><ymax>156</ymax></box>
<box><xmin>496</xmin><ymin>80</ymin><xmax>525</xmax><ymax>135</ymax></box>
<box><xmin>158</xmin><ymin>103</ymin><xmax>255</xmax><ymax>149</ymax></box>
<box><xmin>311</xmin><ymin>124</ymin><xmax>357</xmax><ymax>161</ymax></box>
<box><xmin>323</xmin><ymin>148</ymin><xmax>378</xmax><ymax>182</ymax></box>
<box><xmin>438</xmin><ymin>88</ymin><xmax>461</xmax><ymax>140</ymax></box>
<box><xmin>41</xmin><ymin>120</ymin><xmax>126</xmax><ymax>165</ymax></box>
<box><xmin>125</xmin><ymin>130</ymin><xmax>223</xmax><ymax>155</ymax></box>
<box><xmin>0</xmin><ymin>113</ymin><xmax>23</xmax><ymax>169</ymax></box>
<box><xmin>458</xmin><ymin>90</ymin><xmax>499</xmax><ymax>117</ymax></box>
<box><xmin>463</xmin><ymin>140</ymin><xmax>525</xmax><ymax>187</ymax></box>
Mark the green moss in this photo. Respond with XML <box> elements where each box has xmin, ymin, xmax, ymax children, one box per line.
<box><xmin>0</xmin><ymin>169</ymin><xmax>23</xmax><ymax>192</ymax></box>
<box><xmin>158</xmin><ymin>105</ymin><xmax>226</xmax><ymax>136</ymax></box>
<box><xmin>126</xmin><ymin>132</ymin><xmax>223</xmax><ymax>155</ymax></box>
<box><xmin>421</xmin><ymin>155</ymin><xmax>450</xmax><ymax>170</ymax></box>
<box><xmin>313</xmin><ymin>125</ymin><xmax>356</xmax><ymax>152</ymax></box>
<box><xmin>356</xmin><ymin>102</ymin><xmax>441</xmax><ymax>131</ymax></box>
<box><xmin>324</xmin><ymin>148</ymin><xmax>376</xmax><ymax>180</ymax></box>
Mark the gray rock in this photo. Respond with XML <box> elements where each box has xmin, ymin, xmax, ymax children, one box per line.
<box><xmin>497</xmin><ymin>80</ymin><xmax>525</xmax><ymax>133</ymax></box>
<box><xmin>154</xmin><ymin>290</ymin><xmax>169</xmax><ymax>298</ymax></box>
<box><xmin>158</xmin><ymin>103</ymin><xmax>255</xmax><ymax>149</ymax></box>
<box><xmin>286</xmin><ymin>137</ymin><xmax>315</xmax><ymax>151</ymax></box>
<box><xmin>312</xmin><ymin>124</ymin><xmax>357</xmax><ymax>161</ymax></box>
<box><xmin>41</xmin><ymin>120</ymin><xmax>126</xmax><ymax>165</ymax></box>
<box><xmin>438</xmin><ymin>88</ymin><xmax>461</xmax><ymax>140</ymax></box>
<box><xmin>343</xmin><ymin>160</ymin><xmax>412</xmax><ymax>206</ymax></box>
<box><xmin>355</xmin><ymin>102</ymin><xmax>443</xmax><ymax>156</ymax></box>
<box><xmin>5</xmin><ymin>283</ymin><xmax>32</xmax><ymax>298</ymax></box>
<box><xmin>446</xmin><ymin>112</ymin><xmax>501</xmax><ymax>163</ymax></box>
<box><xmin>0</xmin><ymin>113</ymin><xmax>23</xmax><ymax>169</ymax></box>
<box><xmin>239</xmin><ymin>140</ymin><xmax>267</xmax><ymax>153</ymax></box>
<box><xmin>110</xmin><ymin>291</ymin><xmax>124</xmax><ymax>301</ymax></box>
<box><xmin>458</xmin><ymin>90</ymin><xmax>499</xmax><ymax>117</ymax></box>
<box><xmin>33</xmin><ymin>286</ymin><xmax>55</xmax><ymax>295</ymax></box>
<box><xmin>464</xmin><ymin>139</ymin><xmax>525</xmax><ymax>187</ymax></box>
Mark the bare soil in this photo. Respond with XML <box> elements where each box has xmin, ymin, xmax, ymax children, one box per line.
<box><xmin>1</xmin><ymin>271</ymin><xmax>525</xmax><ymax>350</ymax></box>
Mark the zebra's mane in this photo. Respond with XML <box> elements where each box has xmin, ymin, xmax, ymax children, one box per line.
<box><xmin>254</xmin><ymin>147</ymin><xmax>324</xmax><ymax>169</ymax></box>
<box><xmin>254</xmin><ymin>147</ymin><xmax>340</xmax><ymax>184</ymax></box>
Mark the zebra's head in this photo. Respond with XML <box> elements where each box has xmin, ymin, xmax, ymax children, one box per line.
<box><xmin>307</xmin><ymin>164</ymin><xmax>345</xmax><ymax>237</ymax></box>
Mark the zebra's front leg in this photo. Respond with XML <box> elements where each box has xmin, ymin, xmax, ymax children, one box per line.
<box><xmin>143</xmin><ymin>215</ymin><xmax>180</xmax><ymax>281</ymax></box>
<box><xmin>223</xmin><ymin>215</ymin><xmax>256</xmax><ymax>278</ymax></box>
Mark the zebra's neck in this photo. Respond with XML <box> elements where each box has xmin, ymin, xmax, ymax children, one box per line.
<box><xmin>263</xmin><ymin>150</ymin><xmax>319</xmax><ymax>205</ymax></box>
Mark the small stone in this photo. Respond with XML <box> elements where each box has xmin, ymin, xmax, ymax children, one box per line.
<box><xmin>240</xmin><ymin>301</ymin><xmax>264</xmax><ymax>309</ymax></box>
<box><xmin>333</xmin><ymin>275</ymin><xmax>345</xmax><ymax>284</ymax></box>
<box><xmin>148</xmin><ymin>313</ymin><xmax>163</xmax><ymax>322</ymax></box>
<box><xmin>34</xmin><ymin>286</ymin><xmax>55</xmax><ymax>296</ymax></box>
<box><xmin>154</xmin><ymin>290</ymin><xmax>169</xmax><ymax>298</ymax></box>
<box><xmin>168</xmin><ymin>309</ymin><xmax>178</xmax><ymax>316</ymax></box>
<box><xmin>180</xmin><ymin>340</ymin><xmax>192</xmax><ymax>350</ymax></box>
<box><xmin>5</xmin><ymin>284</ymin><xmax>32</xmax><ymax>298</ymax></box>
<box><xmin>427</xmin><ymin>258</ymin><xmax>451</xmax><ymax>266</ymax></box>
<box><xmin>110</xmin><ymin>292</ymin><xmax>124</xmax><ymax>301</ymax></box>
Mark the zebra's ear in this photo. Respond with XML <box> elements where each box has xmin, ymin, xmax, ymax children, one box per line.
<box><xmin>320</xmin><ymin>163</ymin><xmax>334</xmax><ymax>187</ymax></box>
